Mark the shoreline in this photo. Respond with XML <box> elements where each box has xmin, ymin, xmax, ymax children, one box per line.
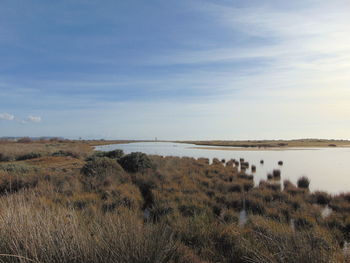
<box><xmin>188</xmin><ymin>146</ymin><xmax>324</xmax><ymax>151</ymax></box>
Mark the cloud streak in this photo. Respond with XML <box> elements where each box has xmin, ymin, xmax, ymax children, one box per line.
<box><xmin>27</xmin><ymin>116</ymin><xmax>42</xmax><ymax>123</ymax></box>
<box><xmin>0</xmin><ymin>113</ymin><xmax>42</xmax><ymax>124</ymax></box>
<box><xmin>0</xmin><ymin>113</ymin><xmax>15</xmax><ymax>121</ymax></box>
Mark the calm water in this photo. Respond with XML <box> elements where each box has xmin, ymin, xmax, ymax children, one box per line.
<box><xmin>95</xmin><ymin>142</ymin><xmax>350</xmax><ymax>193</ymax></box>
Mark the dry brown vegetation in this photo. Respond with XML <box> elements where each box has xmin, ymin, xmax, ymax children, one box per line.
<box><xmin>0</xmin><ymin>140</ymin><xmax>349</xmax><ymax>262</ymax></box>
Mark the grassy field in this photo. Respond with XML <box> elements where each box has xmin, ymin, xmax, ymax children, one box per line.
<box><xmin>0</xmin><ymin>139</ymin><xmax>349</xmax><ymax>262</ymax></box>
<box><xmin>180</xmin><ymin>139</ymin><xmax>350</xmax><ymax>148</ymax></box>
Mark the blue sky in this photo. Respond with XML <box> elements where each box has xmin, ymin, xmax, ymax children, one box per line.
<box><xmin>1</xmin><ymin>0</ymin><xmax>350</xmax><ymax>139</ymax></box>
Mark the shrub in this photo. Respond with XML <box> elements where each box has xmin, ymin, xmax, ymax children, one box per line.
<box><xmin>0</xmin><ymin>173</ymin><xmax>39</xmax><ymax>194</ymax></box>
<box><xmin>310</xmin><ymin>191</ymin><xmax>331</xmax><ymax>205</ymax></box>
<box><xmin>297</xmin><ymin>176</ymin><xmax>310</xmax><ymax>189</ymax></box>
<box><xmin>118</xmin><ymin>152</ymin><xmax>153</xmax><ymax>173</ymax></box>
<box><xmin>89</xmin><ymin>150</ymin><xmax>124</xmax><ymax>160</ymax></box>
<box><xmin>17</xmin><ymin>137</ymin><xmax>32</xmax><ymax>143</ymax></box>
<box><xmin>52</xmin><ymin>150</ymin><xmax>79</xmax><ymax>158</ymax></box>
<box><xmin>0</xmin><ymin>153</ymin><xmax>12</xmax><ymax>162</ymax></box>
<box><xmin>81</xmin><ymin>157</ymin><xmax>128</xmax><ymax>183</ymax></box>
<box><xmin>16</xmin><ymin>152</ymin><xmax>42</xmax><ymax>161</ymax></box>
<box><xmin>103</xmin><ymin>149</ymin><xmax>124</xmax><ymax>159</ymax></box>
<box><xmin>273</xmin><ymin>169</ymin><xmax>281</xmax><ymax>180</ymax></box>
<box><xmin>0</xmin><ymin>166</ymin><xmax>39</xmax><ymax>195</ymax></box>
<box><xmin>251</xmin><ymin>165</ymin><xmax>256</xmax><ymax>172</ymax></box>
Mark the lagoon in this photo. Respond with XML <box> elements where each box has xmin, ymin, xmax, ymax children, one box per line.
<box><xmin>95</xmin><ymin>142</ymin><xmax>350</xmax><ymax>193</ymax></box>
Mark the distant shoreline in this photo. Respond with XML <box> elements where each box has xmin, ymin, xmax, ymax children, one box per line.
<box><xmin>178</xmin><ymin>139</ymin><xmax>350</xmax><ymax>149</ymax></box>
<box><xmin>189</xmin><ymin>146</ymin><xmax>324</xmax><ymax>151</ymax></box>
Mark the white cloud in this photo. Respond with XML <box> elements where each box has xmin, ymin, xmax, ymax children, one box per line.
<box><xmin>27</xmin><ymin>115</ymin><xmax>42</xmax><ymax>123</ymax></box>
<box><xmin>0</xmin><ymin>113</ymin><xmax>15</xmax><ymax>121</ymax></box>
<box><xmin>0</xmin><ymin>113</ymin><xmax>42</xmax><ymax>123</ymax></box>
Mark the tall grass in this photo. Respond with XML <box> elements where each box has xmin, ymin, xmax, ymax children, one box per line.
<box><xmin>0</xmin><ymin>192</ymin><xmax>177</xmax><ymax>263</ymax></box>
<box><xmin>242</xmin><ymin>216</ymin><xmax>343</xmax><ymax>263</ymax></box>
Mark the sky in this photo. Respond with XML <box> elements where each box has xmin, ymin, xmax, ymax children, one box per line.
<box><xmin>0</xmin><ymin>0</ymin><xmax>350</xmax><ymax>140</ymax></box>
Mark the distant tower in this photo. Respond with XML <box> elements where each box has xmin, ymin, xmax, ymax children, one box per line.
<box><xmin>155</xmin><ymin>137</ymin><xmax>158</xmax><ymax>142</ymax></box>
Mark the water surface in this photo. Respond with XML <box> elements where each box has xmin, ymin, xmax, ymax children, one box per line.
<box><xmin>96</xmin><ymin>142</ymin><xmax>350</xmax><ymax>193</ymax></box>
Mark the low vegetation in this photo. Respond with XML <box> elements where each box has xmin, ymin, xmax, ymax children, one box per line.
<box><xmin>0</xmin><ymin>140</ymin><xmax>349</xmax><ymax>262</ymax></box>
<box><xmin>182</xmin><ymin>139</ymin><xmax>350</xmax><ymax>148</ymax></box>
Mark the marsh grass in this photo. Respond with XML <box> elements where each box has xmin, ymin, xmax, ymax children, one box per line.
<box><xmin>0</xmin><ymin>140</ymin><xmax>349</xmax><ymax>262</ymax></box>
<box><xmin>0</xmin><ymin>140</ymin><xmax>91</xmax><ymax>161</ymax></box>
<box><xmin>0</xmin><ymin>192</ymin><xmax>177</xmax><ymax>263</ymax></box>
<box><xmin>242</xmin><ymin>216</ymin><xmax>343</xmax><ymax>263</ymax></box>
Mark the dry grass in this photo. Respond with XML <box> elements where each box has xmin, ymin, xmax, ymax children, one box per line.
<box><xmin>0</xmin><ymin>192</ymin><xmax>177</xmax><ymax>263</ymax></box>
<box><xmin>241</xmin><ymin>216</ymin><xmax>343</xmax><ymax>263</ymax></box>
<box><xmin>0</xmin><ymin>140</ymin><xmax>92</xmax><ymax>161</ymax></box>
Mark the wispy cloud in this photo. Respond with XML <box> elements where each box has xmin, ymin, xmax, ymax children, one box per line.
<box><xmin>150</xmin><ymin>1</ymin><xmax>350</xmax><ymax>69</ymax></box>
<box><xmin>27</xmin><ymin>116</ymin><xmax>42</xmax><ymax>123</ymax></box>
<box><xmin>0</xmin><ymin>113</ymin><xmax>15</xmax><ymax>121</ymax></box>
<box><xmin>0</xmin><ymin>113</ymin><xmax>42</xmax><ymax>124</ymax></box>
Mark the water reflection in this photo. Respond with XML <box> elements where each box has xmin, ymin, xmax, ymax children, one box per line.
<box><xmin>321</xmin><ymin>205</ymin><xmax>332</xmax><ymax>219</ymax></box>
<box><xmin>238</xmin><ymin>210</ymin><xmax>247</xmax><ymax>227</ymax></box>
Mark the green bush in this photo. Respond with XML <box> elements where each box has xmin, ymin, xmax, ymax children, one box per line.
<box><xmin>0</xmin><ymin>153</ymin><xmax>12</xmax><ymax>162</ymax></box>
<box><xmin>16</xmin><ymin>152</ymin><xmax>42</xmax><ymax>161</ymax></box>
<box><xmin>297</xmin><ymin>176</ymin><xmax>310</xmax><ymax>189</ymax></box>
<box><xmin>118</xmin><ymin>152</ymin><xmax>153</xmax><ymax>173</ymax></box>
<box><xmin>103</xmin><ymin>149</ymin><xmax>124</xmax><ymax>159</ymax></box>
<box><xmin>81</xmin><ymin>157</ymin><xmax>128</xmax><ymax>183</ymax></box>
<box><xmin>273</xmin><ymin>169</ymin><xmax>281</xmax><ymax>180</ymax></box>
<box><xmin>86</xmin><ymin>150</ymin><xmax>124</xmax><ymax>162</ymax></box>
<box><xmin>310</xmin><ymin>191</ymin><xmax>331</xmax><ymax>205</ymax></box>
<box><xmin>52</xmin><ymin>150</ymin><xmax>79</xmax><ymax>158</ymax></box>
